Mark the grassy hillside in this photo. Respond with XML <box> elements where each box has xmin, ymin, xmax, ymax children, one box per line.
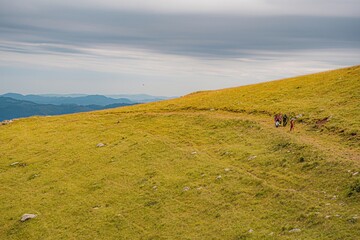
<box><xmin>135</xmin><ymin>65</ymin><xmax>360</xmax><ymax>142</ymax></box>
<box><xmin>0</xmin><ymin>66</ymin><xmax>359</xmax><ymax>239</ymax></box>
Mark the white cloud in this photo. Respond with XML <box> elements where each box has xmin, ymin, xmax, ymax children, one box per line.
<box><xmin>1</xmin><ymin>40</ymin><xmax>359</xmax><ymax>95</ymax></box>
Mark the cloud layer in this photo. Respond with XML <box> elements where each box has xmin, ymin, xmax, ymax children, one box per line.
<box><xmin>0</xmin><ymin>1</ymin><xmax>359</xmax><ymax>95</ymax></box>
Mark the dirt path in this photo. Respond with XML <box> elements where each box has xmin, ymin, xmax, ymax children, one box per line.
<box><xmin>146</xmin><ymin>110</ymin><xmax>360</xmax><ymax>166</ymax></box>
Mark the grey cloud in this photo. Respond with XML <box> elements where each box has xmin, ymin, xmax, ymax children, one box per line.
<box><xmin>0</xmin><ymin>1</ymin><xmax>359</xmax><ymax>96</ymax></box>
<box><xmin>1</xmin><ymin>0</ymin><xmax>360</xmax><ymax>17</ymax></box>
<box><xmin>0</xmin><ymin>7</ymin><xmax>359</xmax><ymax>59</ymax></box>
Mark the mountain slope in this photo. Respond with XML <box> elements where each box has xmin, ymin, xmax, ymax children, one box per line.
<box><xmin>134</xmin><ymin>65</ymin><xmax>360</xmax><ymax>141</ymax></box>
<box><xmin>0</xmin><ymin>66</ymin><xmax>359</xmax><ymax>240</ymax></box>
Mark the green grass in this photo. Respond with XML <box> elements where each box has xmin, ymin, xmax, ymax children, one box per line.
<box><xmin>0</xmin><ymin>66</ymin><xmax>359</xmax><ymax>239</ymax></box>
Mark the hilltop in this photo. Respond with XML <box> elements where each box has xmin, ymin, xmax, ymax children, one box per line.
<box><xmin>0</xmin><ymin>66</ymin><xmax>359</xmax><ymax>239</ymax></box>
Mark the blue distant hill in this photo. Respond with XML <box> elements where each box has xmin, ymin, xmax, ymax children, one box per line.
<box><xmin>2</xmin><ymin>93</ymin><xmax>133</xmax><ymax>106</ymax></box>
<box><xmin>0</xmin><ymin>96</ymin><xmax>134</xmax><ymax>121</ymax></box>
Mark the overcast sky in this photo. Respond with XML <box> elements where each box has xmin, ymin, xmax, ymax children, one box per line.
<box><xmin>0</xmin><ymin>0</ymin><xmax>359</xmax><ymax>96</ymax></box>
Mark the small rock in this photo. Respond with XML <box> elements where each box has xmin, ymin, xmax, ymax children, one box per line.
<box><xmin>353</xmin><ymin>172</ymin><xmax>359</xmax><ymax>176</ymax></box>
<box><xmin>248</xmin><ymin>155</ymin><xmax>257</xmax><ymax>160</ymax></box>
<box><xmin>347</xmin><ymin>216</ymin><xmax>358</xmax><ymax>223</ymax></box>
<box><xmin>289</xmin><ymin>228</ymin><xmax>301</xmax><ymax>233</ymax></box>
<box><xmin>11</xmin><ymin>162</ymin><xmax>27</xmax><ymax>167</ymax></box>
<box><xmin>20</xmin><ymin>213</ymin><xmax>37</xmax><ymax>222</ymax></box>
<box><xmin>196</xmin><ymin>187</ymin><xmax>203</xmax><ymax>190</ymax></box>
<box><xmin>248</xmin><ymin>229</ymin><xmax>254</xmax><ymax>233</ymax></box>
<box><xmin>97</xmin><ymin>143</ymin><xmax>105</xmax><ymax>147</ymax></box>
<box><xmin>1</xmin><ymin>120</ymin><xmax>13</xmax><ymax>125</ymax></box>
<box><xmin>183</xmin><ymin>186</ymin><xmax>190</xmax><ymax>191</ymax></box>
<box><xmin>224</xmin><ymin>168</ymin><xmax>230</xmax><ymax>172</ymax></box>
<box><xmin>325</xmin><ymin>215</ymin><xmax>331</xmax><ymax>219</ymax></box>
<box><xmin>216</xmin><ymin>175</ymin><xmax>222</xmax><ymax>180</ymax></box>
<box><xmin>269</xmin><ymin>232</ymin><xmax>274</xmax><ymax>236</ymax></box>
<box><xmin>191</xmin><ymin>151</ymin><xmax>197</xmax><ymax>155</ymax></box>
<box><xmin>153</xmin><ymin>186</ymin><xmax>157</xmax><ymax>190</ymax></box>
<box><xmin>325</xmin><ymin>203</ymin><xmax>331</xmax><ymax>206</ymax></box>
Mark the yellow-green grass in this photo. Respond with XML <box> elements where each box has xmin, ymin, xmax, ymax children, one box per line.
<box><xmin>0</xmin><ymin>66</ymin><xmax>359</xmax><ymax>239</ymax></box>
<box><xmin>133</xmin><ymin>65</ymin><xmax>360</xmax><ymax>143</ymax></box>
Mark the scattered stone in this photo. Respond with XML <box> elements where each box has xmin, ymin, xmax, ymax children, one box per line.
<box><xmin>210</xmin><ymin>108</ymin><xmax>215</xmax><ymax>111</ymax></box>
<box><xmin>97</xmin><ymin>143</ymin><xmax>105</xmax><ymax>147</ymax></box>
<box><xmin>93</xmin><ymin>206</ymin><xmax>100</xmax><ymax>210</ymax></box>
<box><xmin>20</xmin><ymin>213</ymin><xmax>37</xmax><ymax>222</ymax></box>
<box><xmin>196</xmin><ymin>187</ymin><xmax>203</xmax><ymax>190</ymax></box>
<box><xmin>331</xmin><ymin>195</ymin><xmax>337</xmax><ymax>200</ymax></box>
<box><xmin>325</xmin><ymin>215</ymin><xmax>331</xmax><ymax>219</ymax></box>
<box><xmin>353</xmin><ymin>172</ymin><xmax>359</xmax><ymax>176</ymax></box>
<box><xmin>248</xmin><ymin>155</ymin><xmax>257</xmax><ymax>160</ymax></box>
<box><xmin>9</xmin><ymin>162</ymin><xmax>27</xmax><ymax>167</ymax></box>
<box><xmin>1</xmin><ymin>120</ymin><xmax>13</xmax><ymax>125</ymax></box>
<box><xmin>248</xmin><ymin>229</ymin><xmax>254</xmax><ymax>233</ymax></box>
<box><xmin>347</xmin><ymin>216</ymin><xmax>358</xmax><ymax>223</ymax></box>
<box><xmin>28</xmin><ymin>174</ymin><xmax>40</xmax><ymax>180</ymax></box>
<box><xmin>191</xmin><ymin>151</ymin><xmax>197</xmax><ymax>155</ymax></box>
<box><xmin>224</xmin><ymin>168</ymin><xmax>230</xmax><ymax>172</ymax></box>
<box><xmin>216</xmin><ymin>175</ymin><xmax>222</xmax><ymax>180</ymax></box>
<box><xmin>183</xmin><ymin>186</ymin><xmax>190</xmax><ymax>192</ymax></box>
<box><xmin>153</xmin><ymin>186</ymin><xmax>158</xmax><ymax>190</ymax></box>
<box><xmin>325</xmin><ymin>203</ymin><xmax>331</xmax><ymax>206</ymax></box>
<box><xmin>201</xmin><ymin>173</ymin><xmax>206</xmax><ymax>177</ymax></box>
<box><xmin>289</xmin><ymin>228</ymin><xmax>301</xmax><ymax>233</ymax></box>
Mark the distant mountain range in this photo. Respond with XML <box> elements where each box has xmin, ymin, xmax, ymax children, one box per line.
<box><xmin>2</xmin><ymin>93</ymin><xmax>134</xmax><ymax>106</ymax></box>
<box><xmin>0</xmin><ymin>97</ymin><xmax>133</xmax><ymax>121</ymax></box>
<box><xmin>105</xmin><ymin>94</ymin><xmax>173</xmax><ymax>103</ymax></box>
<box><xmin>2</xmin><ymin>93</ymin><xmax>173</xmax><ymax>105</ymax></box>
<box><xmin>0</xmin><ymin>93</ymin><xmax>173</xmax><ymax>121</ymax></box>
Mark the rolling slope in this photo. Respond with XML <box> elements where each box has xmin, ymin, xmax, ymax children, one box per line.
<box><xmin>0</xmin><ymin>66</ymin><xmax>359</xmax><ymax>239</ymax></box>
